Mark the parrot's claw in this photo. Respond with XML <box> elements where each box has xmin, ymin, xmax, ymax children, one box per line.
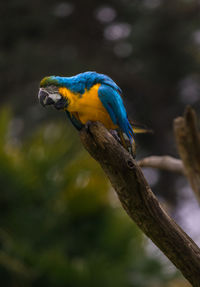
<box><xmin>84</xmin><ymin>121</ymin><xmax>93</xmax><ymax>134</ymax></box>
<box><xmin>128</xmin><ymin>146</ymin><xmax>136</xmax><ymax>159</ymax></box>
<box><xmin>109</xmin><ymin>130</ymin><xmax>121</xmax><ymax>144</ymax></box>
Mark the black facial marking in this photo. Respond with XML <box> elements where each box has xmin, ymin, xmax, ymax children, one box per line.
<box><xmin>54</xmin><ymin>97</ymin><xmax>68</xmax><ymax>110</ymax></box>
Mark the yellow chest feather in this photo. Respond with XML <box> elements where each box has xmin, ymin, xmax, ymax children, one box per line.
<box><xmin>59</xmin><ymin>84</ymin><xmax>117</xmax><ymax>129</ymax></box>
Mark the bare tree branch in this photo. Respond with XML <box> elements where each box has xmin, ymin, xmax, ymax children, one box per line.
<box><xmin>80</xmin><ymin>122</ymin><xmax>200</xmax><ymax>287</ymax></box>
<box><xmin>138</xmin><ymin>155</ymin><xmax>184</xmax><ymax>174</ymax></box>
<box><xmin>174</xmin><ymin>106</ymin><xmax>200</xmax><ymax>203</ymax></box>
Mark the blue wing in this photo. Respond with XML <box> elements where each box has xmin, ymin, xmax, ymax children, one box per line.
<box><xmin>98</xmin><ymin>84</ymin><xmax>134</xmax><ymax>142</ymax></box>
<box><xmin>65</xmin><ymin>111</ymin><xmax>83</xmax><ymax>130</ymax></box>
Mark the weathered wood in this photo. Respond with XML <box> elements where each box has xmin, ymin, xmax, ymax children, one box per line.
<box><xmin>138</xmin><ymin>155</ymin><xmax>184</xmax><ymax>174</ymax></box>
<box><xmin>80</xmin><ymin>122</ymin><xmax>200</xmax><ymax>287</ymax></box>
<box><xmin>174</xmin><ymin>106</ymin><xmax>200</xmax><ymax>203</ymax></box>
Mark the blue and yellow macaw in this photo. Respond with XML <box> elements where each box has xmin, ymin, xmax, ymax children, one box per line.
<box><xmin>38</xmin><ymin>71</ymin><xmax>149</xmax><ymax>156</ymax></box>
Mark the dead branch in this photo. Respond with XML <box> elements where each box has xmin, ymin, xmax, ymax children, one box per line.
<box><xmin>80</xmin><ymin>122</ymin><xmax>200</xmax><ymax>287</ymax></box>
<box><xmin>138</xmin><ymin>155</ymin><xmax>184</xmax><ymax>174</ymax></box>
<box><xmin>174</xmin><ymin>106</ymin><xmax>200</xmax><ymax>203</ymax></box>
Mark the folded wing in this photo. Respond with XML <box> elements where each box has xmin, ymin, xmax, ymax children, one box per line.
<box><xmin>98</xmin><ymin>84</ymin><xmax>134</xmax><ymax>143</ymax></box>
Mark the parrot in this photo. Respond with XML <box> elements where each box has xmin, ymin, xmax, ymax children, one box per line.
<box><xmin>38</xmin><ymin>71</ymin><xmax>150</xmax><ymax>157</ymax></box>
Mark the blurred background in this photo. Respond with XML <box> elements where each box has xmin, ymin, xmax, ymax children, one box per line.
<box><xmin>0</xmin><ymin>0</ymin><xmax>200</xmax><ymax>286</ymax></box>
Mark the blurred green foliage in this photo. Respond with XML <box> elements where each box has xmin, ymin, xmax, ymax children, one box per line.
<box><xmin>0</xmin><ymin>108</ymin><xmax>178</xmax><ymax>286</ymax></box>
<box><xmin>2</xmin><ymin>0</ymin><xmax>200</xmax><ymax>205</ymax></box>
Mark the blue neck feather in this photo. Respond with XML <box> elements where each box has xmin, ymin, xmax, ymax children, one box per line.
<box><xmin>50</xmin><ymin>72</ymin><xmax>122</xmax><ymax>94</ymax></box>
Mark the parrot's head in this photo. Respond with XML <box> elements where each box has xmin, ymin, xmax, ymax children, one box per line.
<box><xmin>38</xmin><ymin>76</ymin><xmax>69</xmax><ymax>110</ymax></box>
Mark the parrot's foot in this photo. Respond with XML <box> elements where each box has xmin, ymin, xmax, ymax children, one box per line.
<box><xmin>110</xmin><ymin>129</ymin><xmax>136</xmax><ymax>159</ymax></box>
<box><xmin>109</xmin><ymin>130</ymin><xmax>121</xmax><ymax>144</ymax></box>
<box><xmin>84</xmin><ymin>121</ymin><xmax>93</xmax><ymax>134</ymax></box>
<box><xmin>129</xmin><ymin>146</ymin><xmax>136</xmax><ymax>159</ymax></box>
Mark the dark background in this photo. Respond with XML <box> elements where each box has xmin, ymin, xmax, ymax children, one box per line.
<box><xmin>0</xmin><ymin>0</ymin><xmax>199</xmax><ymax>286</ymax></box>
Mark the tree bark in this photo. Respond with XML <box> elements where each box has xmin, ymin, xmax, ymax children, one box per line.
<box><xmin>138</xmin><ymin>155</ymin><xmax>184</xmax><ymax>174</ymax></box>
<box><xmin>174</xmin><ymin>106</ymin><xmax>200</xmax><ymax>203</ymax></box>
<box><xmin>80</xmin><ymin>122</ymin><xmax>200</xmax><ymax>287</ymax></box>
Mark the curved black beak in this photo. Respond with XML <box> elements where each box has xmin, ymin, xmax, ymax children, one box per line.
<box><xmin>38</xmin><ymin>90</ymin><xmax>54</xmax><ymax>107</ymax></box>
<box><xmin>38</xmin><ymin>89</ymin><xmax>69</xmax><ymax>110</ymax></box>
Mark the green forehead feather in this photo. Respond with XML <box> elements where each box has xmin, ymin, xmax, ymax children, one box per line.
<box><xmin>40</xmin><ymin>76</ymin><xmax>59</xmax><ymax>87</ymax></box>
